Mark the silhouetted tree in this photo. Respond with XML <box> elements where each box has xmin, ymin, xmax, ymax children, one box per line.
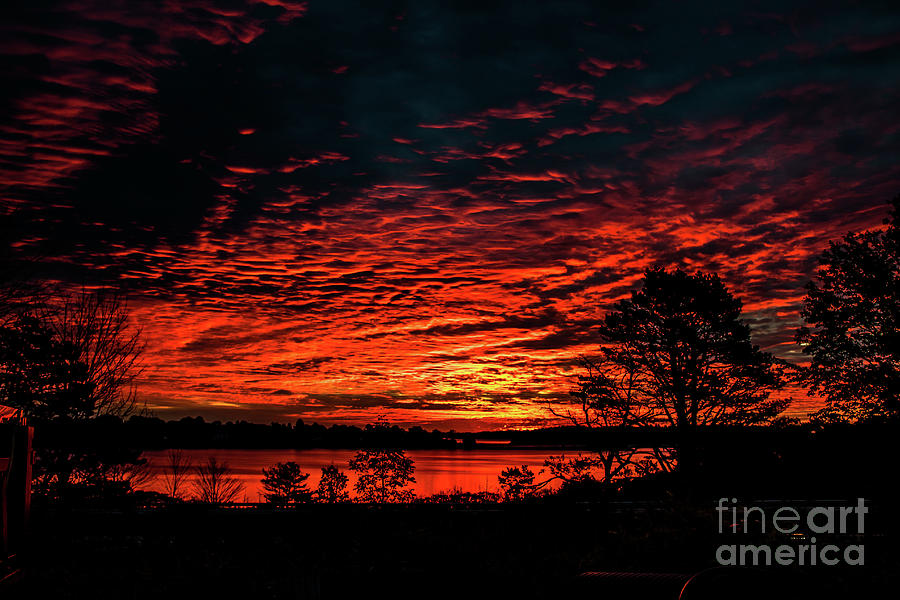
<box><xmin>0</xmin><ymin>312</ymin><xmax>70</xmax><ymax>419</ymax></box>
<box><xmin>261</xmin><ymin>461</ymin><xmax>312</xmax><ymax>504</ymax></box>
<box><xmin>1</xmin><ymin>289</ymin><xmax>146</xmax><ymax>500</ymax></box>
<box><xmin>0</xmin><ymin>290</ymin><xmax>143</xmax><ymax>420</ymax></box>
<box><xmin>543</xmin><ymin>454</ymin><xmax>604</xmax><ymax>485</ymax></box>
<box><xmin>85</xmin><ymin>455</ymin><xmax>153</xmax><ymax>491</ymax></box>
<box><xmin>193</xmin><ymin>458</ymin><xmax>244</xmax><ymax>504</ymax></box>
<box><xmin>548</xmin><ymin>354</ymin><xmax>647</xmax><ymax>479</ymax></box>
<box><xmin>315</xmin><ymin>464</ymin><xmax>349</xmax><ymax>503</ymax></box>
<box><xmin>498</xmin><ymin>465</ymin><xmax>537</xmax><ymax>501</ymax></box>
<box><xmin>349</xmin><ymin>449</ymin><xmax>415</xmax><ymax>503</ymax></box>
<box><xmin>31</xmin><ymin>445</ymin><xmax>152</xmax><ymax>502</ymax></box>
<box><xmin>798</xmin><ymin>196</ymin><xmax>900</xmax><ymax>423</ymax></box>
<box><xmin>594</xmin><ymin>268</ymin><xmax>789</xmax><ymax>471</ymax></box>
<box><xmin>161</xmin><ymin>449</ymin><xmax>192</xmax><ymax>500</ymax></box>
<box><xmin>46</xmin><ymin>291</ymin><xmax>144</xmax><ymax>418</ymax></box>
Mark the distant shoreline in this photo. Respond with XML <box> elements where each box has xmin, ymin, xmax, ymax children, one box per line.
<box><xmin>30</xmin><ymin>415</ymin><xmax>864</xmax><ymax>452</ymax></box>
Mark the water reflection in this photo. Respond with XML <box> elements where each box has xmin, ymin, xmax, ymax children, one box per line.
<box><xmin>139</xmin><ymin>448</ymin><xmax>586</xmax><ymax>501</ymax></box>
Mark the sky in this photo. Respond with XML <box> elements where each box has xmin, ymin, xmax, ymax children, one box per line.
<box><xmin>2</xmin><ymin>1</ymin><xmax>899</xmax><ymax>430</ymax></box>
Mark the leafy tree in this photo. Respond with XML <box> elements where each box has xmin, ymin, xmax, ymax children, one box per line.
<box><xmin>193</xmin><ymin>458</ymin><xmax>244</xmax><ymax>504</ymax></box>
<box><xmin>0</xmin><ymin>290</ymin><xmax>143</xmax><ymax>420</ymax></box>
<box><xmin>497</xmin><ymin>465</ymin><xmax>537</xmax><ymax>501</ymax></box>
<box><xmin>0</xmin><ymin>289</ymin><xmax>146</xmax><ymax>500</ymax></box>
<box><xmin>79</xmin><ymin>454</ymin><xmax>153</xmax><ymax>492</ymax></box>
<box><xmin>348</xmin><ymin>448</ymin><xmax>416</xmax><ymax>503</ymax></box>
<box><xmin>797</xmin><ymin>196</ymin><xmax>900</xmax><ymax>422</ymax></box>
<box><xmin>261</xmin><ymin>461</ymin><xmax>312</xmax><ymax>504</ymax></box>
<box><xmin>543</xmin><ymin>454</ymin><xmax>604</xmax><ymax>485</ymax></box>
<box><xmin>315</xmin><ymin>464</ymin><xmax>349</xmax><ymax>503</ymax></box>
<box><xmin>0</xmin><ymin>312</ymin><xmax>75</xmax><ymax>419</ymax></box>
<box><xmin>593</xmin><ymin>268</ymin><xmax>789</xmax><ymax>471</ymax></box>
<box><xmin>32</xmin><ymin>445</ymin><xmax>152</xmax><ymax>502</ymax></box>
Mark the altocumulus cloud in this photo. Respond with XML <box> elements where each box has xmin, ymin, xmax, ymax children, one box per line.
<box><xmin>2</xmin><ymin>0</ymin><xmax>900</xmax><ymax>427</ymax></box>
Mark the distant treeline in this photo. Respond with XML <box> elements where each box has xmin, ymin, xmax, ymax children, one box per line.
<box><xmin>28</xmin><ymin>413</ymin><xmax>900</xmax><ymax>455</ymax></box>
<box><xmin>31</xmin><ymin>415</ymin><xmax>460</xmax><ymax>450</ymax></box>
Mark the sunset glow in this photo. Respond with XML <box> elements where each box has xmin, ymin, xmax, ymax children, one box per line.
<box><xmin>3</xmin><ymin>1</ymin><xmax>899</xmax><ymax>429</ymax></box>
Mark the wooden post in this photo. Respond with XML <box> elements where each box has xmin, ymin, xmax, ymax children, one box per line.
<box><xmin>1</xmin><ymin>418</ymin><xmax>33</xmax><ymax>560</ymax></box>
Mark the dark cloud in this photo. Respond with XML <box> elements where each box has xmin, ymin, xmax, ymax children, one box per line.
<box><xmin>3</xmin><ymin>0</ymin><xmax>899</xmax><ymax>426</ymax></box>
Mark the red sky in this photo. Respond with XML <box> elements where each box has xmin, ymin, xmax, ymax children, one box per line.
<box><xmin>2</xmin><ymin>1</ymin><xmax>900</xmax><ymax>429</ymax></box>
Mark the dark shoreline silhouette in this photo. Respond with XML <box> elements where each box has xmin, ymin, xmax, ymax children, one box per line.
<box><xmin>27</xmin><ymin>413</ymin><xmax>856</xmax><ymax>449</ymax></box>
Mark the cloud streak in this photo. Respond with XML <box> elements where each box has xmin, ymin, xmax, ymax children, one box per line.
<box><xmin>3</xmin><ymin>1</ymin><xmax>900</xmax><ymax>428</ymax></box>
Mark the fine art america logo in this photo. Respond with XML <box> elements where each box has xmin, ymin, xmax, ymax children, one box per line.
<box><xmin>715</xmin><ymin>498</ymin><xmax>867</xmax><ymax>566</ymax></box>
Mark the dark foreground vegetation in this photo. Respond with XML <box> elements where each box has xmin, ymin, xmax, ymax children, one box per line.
<box><xmin>11</xmin><ymin>465</ymin><xmax>900</xmax><ymax>600</ymax></box>
<box><xmin>3</xmin><ymin>418</ymin><xmax>898</xmax><ymax>599</ymax></box>
<box><xmin>3</xmin><ymin>196</ymin><xmax>900</xmax><ymax>597</ymax></box>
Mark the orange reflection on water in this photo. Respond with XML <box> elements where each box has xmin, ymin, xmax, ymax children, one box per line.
<box><xmin>139</xmin><ymin>448</ymin><xmax>585</xmax><ymax>500</ymax></box>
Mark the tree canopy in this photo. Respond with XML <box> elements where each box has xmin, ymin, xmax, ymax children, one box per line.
<box><xmin>559</xmin><ymin>268</ymin><xmax>789</xmax><ymax>473</ymax></box>
<box><xmin>594</xmin><ymin>268</ymin><xmax>788</xmax><ymax>430</ymax></box>
<box><xmin>315</xmin><ymin>464</ymin><xmax>350</xmax><ymax>503</ymax></box>
<box><xmin>349</xmin><ymin>448</ymin><xmax>416</xmax><ymax>503</ymax></box>
<box><xmin>261</xmin><ymin>461</ymin><xmax>312</xmax><ymax>504</ymax></box>
<box><xmin>0</xmin><ymin>290</ymin><xmax>143</xmax><ymax>421</ymax></box>
<box><xmin>798</xmin><ymin>196</ymin><xmax>900</xmax><ymax>422</ymax></box>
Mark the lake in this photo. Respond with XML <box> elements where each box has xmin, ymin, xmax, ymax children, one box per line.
<box><xmin>138</xmin><ymin>447</ymin><xmax>592</xmax><ymax>501</ymax></box>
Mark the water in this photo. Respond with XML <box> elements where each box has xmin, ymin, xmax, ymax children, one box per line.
<box><xmin>138</xmin><ymin>447</ymin><xmax>592</xmax><ymax>501</ymax></box>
